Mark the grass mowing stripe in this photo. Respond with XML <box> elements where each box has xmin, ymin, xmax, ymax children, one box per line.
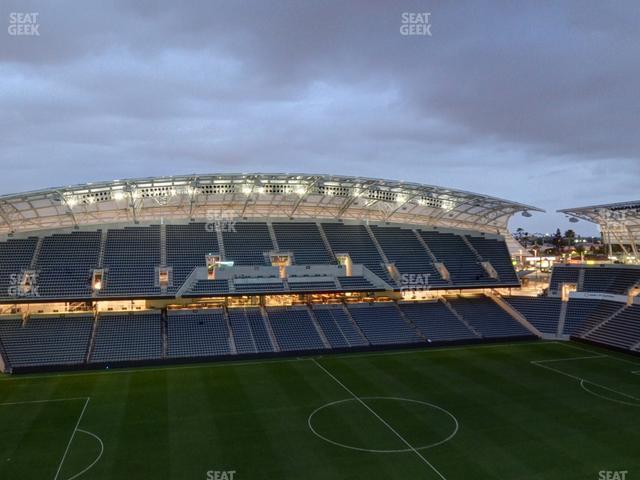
<box><xmin>312</xmin><ymin>358</ymin><xmax>447</xmax><ymax>480</ymax></box>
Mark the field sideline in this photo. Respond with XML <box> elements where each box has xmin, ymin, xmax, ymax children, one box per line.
<box><xmin>1</xmin><ymin>340</ymin><xmax>638</xmax><ymax>480</ymax></box>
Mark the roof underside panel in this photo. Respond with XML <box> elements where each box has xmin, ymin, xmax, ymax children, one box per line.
<box><xmin>0</xmin><ymin>173</ymin><xmax>542</xmax><ymax>236</ymax></box>
<box><xmin>559</xmin><ymin>201</ymin><xmax>640</xmax><ymax>246</ymax></box>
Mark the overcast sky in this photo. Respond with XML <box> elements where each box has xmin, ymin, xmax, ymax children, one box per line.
<box><xmin>1</xmin><ymin>1</ymin><xmax>638</xmax><ymax>235</ymax></box>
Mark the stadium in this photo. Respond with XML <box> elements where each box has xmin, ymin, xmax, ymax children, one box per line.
<box><xmin>0</xmin><ymin>173</ymin><xmax>639</xmax><ymax>479</ymax></box>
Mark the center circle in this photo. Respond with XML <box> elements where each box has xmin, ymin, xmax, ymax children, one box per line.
<box><xmin>307</xmin><ymin>396</ymin><xmax>459</xmax><ymax>453</ymax></box>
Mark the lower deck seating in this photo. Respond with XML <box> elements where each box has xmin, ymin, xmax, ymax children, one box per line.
<box><xmin>399</xmin><ymin>301</ymin><xmax>477</xmax><ymax>341</ymax></box>
<box><xmin>91</xmin><ymin>313</ymin><xmax>162</xmax><ymax>363</ymax></box>
<box><xmin>504</xmin><ymin>296</ymin><xmax>562</xmax><ymax>334</ymax></box>
<box><xmin>227</xmin><ymin>308</ymin><xmax>275</xmax><ymax>354</ymax></box>
<box><xmin>347</xmin><ymin>303</ymin><xmax>423</xmax><ymax>346</ymax></box>
<box><xmin>0</xmin><ymin>315</ymin><xmax>93</xmax><ymax>367</ymax></box>
<box><xmin>167</xmin><ymin>309</ymin><xmax>231</xmax><ymax>358</ymax></box>
<box><xmin>583</xmin><ymin>305</ymin><xmax>640</xmax><ymax>350</ymax></box>
<box><xmin>9</xmin><ymin>294</ymin><xmax>640</xmax><ymax>373</ymax></box>
<box><xmin>313</xmin><ymin>305</ymin><xmax>369</xmax><ymax>348</ymax></box>
<box><xmin>266</xmin><ymin>307</ymin><xmax>326</xmax><ymax>351</ymax></box>
<box><xmin>448</xmin><ymin>296</ymin><xmax>531</xmax><ymax>338</ymax></box>
<box><xmin>564</xmin><ymin>299</ymin><xmax>622</xmax><ymax>336</ymax></box>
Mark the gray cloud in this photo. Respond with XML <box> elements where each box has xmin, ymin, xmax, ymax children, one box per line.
<box><xmin>1</xmin><ymin>0</ymin><xmax>638</xmax><ymax>235</ymax></box>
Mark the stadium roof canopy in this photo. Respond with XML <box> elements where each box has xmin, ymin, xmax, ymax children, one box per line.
<box><xmin>0</xmin><ymin>173</ymin><xmax>542</xmax><ymax>236</ymax></box>
<box><xmin>559</xmin><ymin>200</ymin><xmax>640</xmax><ymax>258</ymax></box>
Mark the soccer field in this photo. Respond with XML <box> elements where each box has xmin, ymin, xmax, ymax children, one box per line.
<box><xmin>0</xmin><ymin>341</ymin><xmax>638</xmax><ymax>480</ymax></box>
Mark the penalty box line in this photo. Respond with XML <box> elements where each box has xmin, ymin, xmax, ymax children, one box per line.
<box><xmin>530</xmin><ymin>358</ymin><xmax>640</xmax><ymax>404</ymax></box>
<box><xmin>558</xmin><ymin>341</ymin><xmax>640</xmax><ymax>369</ymax></box>
<box><xmin>0</xmin><ymin>396</ymin><xmax>93</xmax><ymax>480</ymax></box>
<box><xmin>311</xmin><ymin>358</ymin><xmax>447</xmax><ymax>480</ymax></box>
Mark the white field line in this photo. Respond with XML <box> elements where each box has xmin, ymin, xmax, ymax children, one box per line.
<box><xmin>66</xmin><ymin>429</ymin><xmax>104</xmax><ymax>480</ymax></box>
<box><xmin>0</xmin><ymin>341</ymin><xmax>547</xmax><ymax>382</ymax></box>
<box><xmin>0</xmin><ymin>397</ymin><xmax>88</xmax><ymax>407</ymax></box>
<box><xmin>54</xmin><ymin>397</ymin><xmax>91</xmax><ymax>480</ymax></box>
<box><xmin>307</xmin><ymin>396</ymin><xmax>459</xmax><ymax>454</ymax></box>
<box><xmin>531</xmin><ymin>359</ymin><xmax>640</xmax><ymax>405</ymax></box>
<box><xmin>312</xmin><ymin>358</ymin><xmax>447</xmax><ymax>480</ymax></box>
<box><xmin>558</xmin><ymin>342</ymin><xmax>640</xmax><ymax>367</ymax></box>
<box><xmin>533</xmin><ymin>355</ymin><xmax>607</xmax><ymax>364</ymax></box>
<box><xmin>579</xmin><ymin>380</ymin><xmax>640</xmax><ymax>408</ymax></box>
<box><xmin>0</xmin><ymin>396</ymin><xmax>97</xmax><ymax>480</ymax></box>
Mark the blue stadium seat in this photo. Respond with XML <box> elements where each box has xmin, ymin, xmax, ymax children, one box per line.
<box><xmin>0</xmin><ymin>315</ymin><xmax>93</xmax><ymax>368</ymax></box>
<box><xmin>91</xmin><ymin>312</ymin><xmax>162</xmax><ymax>362</ymax></box>
<box><xmin>35</xmin><ymin>231</ymin><xmax>101</xmax><ymax>298</ymax></box>
<box><xmin>266</xmin><ymin>307</ymin><xmax>326</xmax><ymax>351</ymax></box>
<box><xmin>419</xmin><ymin>231</ymin><xmax>491</xmax><ymax>285</ymax></box>
<box><xmin>312</xmin><ymin>306</ymin><xmax>369</xmax><ymax>347</ymax></box>
<box><xmin>272</xmin><ymin>223</ymin><xmax>333</xmax><ymax>265</ymax></box>
<box><xmin>167</xmin><ymin>223</ymin><xmax>219</xmax><ymax>292</ymax></box>
<box><xmin>101</xmin><ymin>226</ymin><xmax>161</xmax><ymax>296</ymax></box>
<box><xmin>549</xmin><ymin>266</ymin><xmax>580</xmax><ymax>293</ymax></box>
<box><xmin>369</xmin><ymin>226</ymin><xmax>446</xmax><ymax>286</ymax></box>
<box><xmin>582</xmin><ymin>304</ymin><xmax>640</xmax><ymax>350</ymax></box>
<box><xmin>564</xmin><ymin>299</ymin><xmax>622</xmax><ymax>336</ymax></box>
<box><xmin>399</xmin><ymin>301</ymin><xmax>477</xmax><ymax>341</ymax></box>
<box><xmin>167</xmin><ymin>309</ymin><xmax>231</xmax><ymax>358</ymax></box>
<box><xmin>0</xmin><ymin>237</ymin><xmax>38</xmax><ymax>300</ymax></box>
<box><xmin>321</xmin><ymin>223</ymin><xmax>393</xmax><ymax>284</ymax></box>
<box><xmin>504</xmin><ymin>296</ymin><xmax>562</xmax><ymax>334</ymax></box>
<box><xmin>227</xmin><ymin>308</ymin><xmax>275</xmax><ymax>353</ymax></box>
<box><xmin>465</xmin><ymin>236</ymin><xmax>519</xmax><ymax>284</ymax></box>
<box><xmin>337</xmin><ymin>276</ymin><xmax>376</xmax><ymax>290</ymax></box>
<box><xmin>222</xmin><ymin>223</ymin><xmax>273</xmax><ymax>266</ymax></box>
<box><xmin>447</xmin><ymin>296</ymin><xmax>531</xmax><ymax>338</ymax></box>
<box><xmin>347</xmin><ymin>303</ymin><xmax>423</xmax><ymax>346</ymax></box>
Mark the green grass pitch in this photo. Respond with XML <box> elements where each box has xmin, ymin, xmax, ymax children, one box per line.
<box><xmin>1</xmin><ymin>341</ymin><xmax>639</xmax><ymax>479</ymax></box>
